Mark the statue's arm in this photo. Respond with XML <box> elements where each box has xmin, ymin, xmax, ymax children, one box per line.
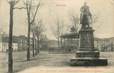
<box><xmin>87</xmin><ymin>7</ymin><xmax>93</xmax><ymax>23</ymax></box>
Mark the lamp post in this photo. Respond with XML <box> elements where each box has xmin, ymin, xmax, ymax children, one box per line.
<box><xmin>7</xmin><ymin>0</ymin><xmax>18</xmax><ymax>73</ymax></box>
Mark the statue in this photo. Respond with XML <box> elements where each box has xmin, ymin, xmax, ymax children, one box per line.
<box><xmin>70</xmin><ymin>2</ymin><xmax>108</xmax><ymax>66</ymax></box>
<box><xmin>80</xmin><ymin>2</ymin><xmax>92</xmax><ymax>28</ymax></box>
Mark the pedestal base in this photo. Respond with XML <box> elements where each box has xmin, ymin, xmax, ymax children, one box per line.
<box><xmin>76</xmin><ymin>51</ymin><xmax>99</xmax><ymax>58</ymax></box>
<box><xmin>70</xmin><ymin>58</ymin><xmax>108</xmax><ymax>66</ymax></box>
<box><xmin>70</xmin><ymin>27</ymin><xmax>108</xmax><ymax>66</ymax></box>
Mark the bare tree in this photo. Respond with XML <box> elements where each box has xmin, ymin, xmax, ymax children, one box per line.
<box><xmin>31</xmin><ymin>19</ymin><xmax>44</xmax><ymax>56</ymax></box>
<box><xmin>24</xmin><ymin>0</ymin><xmax>41</xmax><ymax>61</ymax></box>
<box><xmin>33</xmin><ymin>20</ymin><xmax>44</xmax><ymax>54</ymax></box>
<box><xmin>52</xmin><ymin>18</ymin><xmax>64</xmax><ymax>48</ymax></box>
<box><xmin>70</xmin><ymin>14</ymin><xmax>79</xmax><ymax>33</ymax></box>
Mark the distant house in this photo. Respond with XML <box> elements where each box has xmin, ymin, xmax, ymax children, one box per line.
<box><xmin>1</xmin><ymin>35</ymin><xmax>28</xmax><ymax>51</ymax></box>
<box><xmin>0</xmin><ymin>33</ymin><xmax>8</xmax><ymax>51</ymax></box>
<box><xmin>16</xmin><ymin>35</ymin><xmax>28</xmax><ymax>51</ymax></box>
<box><xmin>47</xmin><ymin>40</ymin><xmax>58</xmax><ymax>48</ymax></box>
<box><xmin>94</xmin><ymin>37</ymin><xmax>114</xmax><ymax>52</ymax></box>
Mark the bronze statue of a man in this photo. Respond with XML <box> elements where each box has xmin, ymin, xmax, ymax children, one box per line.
<box><xmin>80</xmin><ymin>2</ymin><xmax>92</xmax><ymax>28</ymax></box>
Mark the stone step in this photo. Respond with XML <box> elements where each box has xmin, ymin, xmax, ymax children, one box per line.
<box><xmin>70</xmin><ymin>58</ymin><xmax>108</xmax><ymax>66</ymax></box>
<box><xmin>76</xmin><ymin>51</ymin><xmax>100</xmax><ymax>58</ymax></box>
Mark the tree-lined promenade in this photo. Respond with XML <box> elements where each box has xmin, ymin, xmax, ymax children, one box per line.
<box><xmin>7</xmin><ymin>0</ymin><xmax>43</xmax><ymax>73</ymax></box>
<box><xmin>1</xmin><ymin>0</ymin><xmax>114</xmax><ymax>73</ymax></box>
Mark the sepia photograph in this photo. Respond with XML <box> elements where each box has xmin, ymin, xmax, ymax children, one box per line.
<box><xmin>0</xmin><ymin>0</ymin><xmax>114</xmax><ymax>73</ymax></box>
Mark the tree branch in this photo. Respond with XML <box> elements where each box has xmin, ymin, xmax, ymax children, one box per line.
<box><xmin>13</xmin><ymin>7</ymin><xmax>26</xmax><ymax>9</ymax></box>
<box><xmin>14</xmin><ymin>0</ymin><xmax>20</xmax><ymax>5</ymax></box>
<box><xmin>30</xmin><ymin>2</ymin><xmax>41</xmax><ymax>24</ymax></box>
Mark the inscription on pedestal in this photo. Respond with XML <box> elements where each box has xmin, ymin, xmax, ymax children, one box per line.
<box><xmin>79</xmin><ymin>28</ymin><xmax>94</xmax><ymax>50</ymax></box>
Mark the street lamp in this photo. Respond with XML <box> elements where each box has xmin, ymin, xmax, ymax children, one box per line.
<box><xmin>7</xmin><ymin>0</ymin><xmax>19</xmax><ymax>73</ymax></box>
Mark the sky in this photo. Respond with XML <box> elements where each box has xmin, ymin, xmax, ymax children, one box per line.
<box><xmin>0</xmin><ymin>0</ymin><xmax>114</xmax><ymax>40</ymax></box>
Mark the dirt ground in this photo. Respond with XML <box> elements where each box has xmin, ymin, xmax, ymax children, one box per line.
<box><xmin>0</xmin><ymin>51</ymin><xmax>114</xmax><ymax>73</ymax></box>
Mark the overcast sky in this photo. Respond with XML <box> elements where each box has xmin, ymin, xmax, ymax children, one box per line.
<box><xmin>0</xmin><ymin>0</ymin><xmax>114</xmax><ymax>39</ymax></box>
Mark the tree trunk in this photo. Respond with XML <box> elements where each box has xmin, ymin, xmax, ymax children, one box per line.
<box><xmin>27</xmin><ymin>11</ymin><xmax>31</xmax><ymax>61</ymax></box>
<box><xmin>37</xmin><ymin>36</ymin><xmax>40</xmax><ymax>54</ymax></box>
<box><xmin>32</xmin><ymin>33</ymin><xmax>35</xmax><ymax>57</ymax></box>
<box><xmin>34</xmin><ymin>38</ymin><xmax>37</xmax><ymax>55</ymax></box>
<box><xmin>58</xmin><ymin>37</ymin><xmax>60</xmax><ymax>48</ymax></box>
<box><xmin>8</xmin><ymin>4</ymin><xmax>13</xmax><ymax>73</ymax></box>
<box><xmin>60</xmin><ymin>38</ymin><xmax>62</xmax><ymax>48</ymax></box>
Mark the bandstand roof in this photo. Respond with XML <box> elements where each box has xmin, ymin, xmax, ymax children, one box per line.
<box><xmin>60</xmin><ymin>33</ymin><xmax>79</xmax><ymax>39</ymax></box>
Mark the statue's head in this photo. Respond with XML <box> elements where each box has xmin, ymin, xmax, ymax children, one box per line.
<box><xmin>84</xmin><ymin>2</ymin><xmax>87</xmax><ymax>6</ymax></box>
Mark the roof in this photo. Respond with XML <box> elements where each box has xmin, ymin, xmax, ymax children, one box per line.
<box><xmin>60</xmin><ymin>33</ymin><xmax>79</xmax><ymax>39</ymax></box>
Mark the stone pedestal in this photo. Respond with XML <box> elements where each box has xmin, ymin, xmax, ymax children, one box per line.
<box><xmin>70</xmin><ymin>27</ymin><xmax>108</xmax><ymax>66</ymax></box>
